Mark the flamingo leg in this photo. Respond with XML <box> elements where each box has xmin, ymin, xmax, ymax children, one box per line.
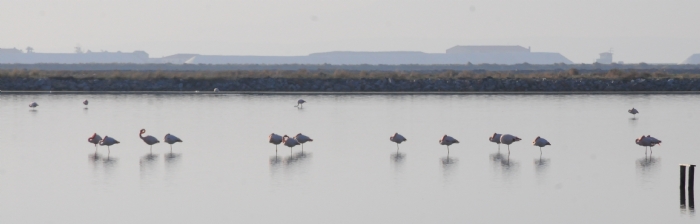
<box><xmin>508</xmin><ymin>145</ymin><xmax>511</xmax><ymax>154</ymax></box>
<box><xmin>540</xmin><ymin>147</ymin><xmax>542</xmax><ymax>155</ymax></box>
<box><xmin>170</xmin><ymin>145</ymin><xmax>173</xmax><ymax>153</ymax></box>
<box><xmin>150</xmin><ymin>145</ymin><xmax>153</xmax><ymax>154</ymax></box>
<box><xmin>447</xmin><ymin>146</ymin><xmax>450</xmax><ymax>156</ymax></box>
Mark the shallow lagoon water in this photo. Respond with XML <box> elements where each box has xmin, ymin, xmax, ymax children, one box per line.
<box><xmin>0</xmin><ymin>93</ymin><xmax>698</xmax><ymax>223</ymax></box>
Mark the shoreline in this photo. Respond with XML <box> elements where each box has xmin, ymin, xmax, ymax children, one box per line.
<box><xmin>3</xmin><ymin>90</ymin><xmax>700</xmax><ymax>95</ymax></box>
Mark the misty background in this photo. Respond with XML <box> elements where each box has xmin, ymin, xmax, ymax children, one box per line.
<box><xmin>1</xmin><ymin>0</ymin><xmax>698</xmax><ymax>63</ymax></box>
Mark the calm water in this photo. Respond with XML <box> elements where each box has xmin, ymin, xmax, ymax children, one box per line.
<box><xmin>0</xmin><ymin>93</ymin><xmax>698</xmax><ymax>223</ymax></box>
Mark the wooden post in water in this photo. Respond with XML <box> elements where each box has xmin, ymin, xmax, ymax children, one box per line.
<box><xmin>689</xmin><ymin>165</ymin><xmax>696</xmax><ymax>209</ymax></box>
<box><xmin>681</xmin><ymin>164</ymin><xmax>687</xmax><ymax>207</ymax></box>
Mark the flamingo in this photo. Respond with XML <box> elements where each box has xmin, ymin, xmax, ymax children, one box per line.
<box><xmin>87</xmin><ymin>133</ymin><xmax>102</xmax><ymax>151</ymax></box>
<box><xmin>499</xmin><ymin>134</ymin><xmax>521</xmax><ymax>154</ymax></box>
<box><xmin>282</xmin><ymin>135</ymin><xmax>300</xmax><ymax>154</ymax></box>
<box><xmin>635</xmin><ymin>135</ymin><xmax>661</xmax><ymax>154</ymax></box>
<box><xmin>29</xmin><ymin>102</ymin><xmax>38</xmax><ymax>109</ymax></box>
<box><xmin>532</xmin><ymin>136</ymin><xmax>551</xmax><ymax>154</ymax></box>
<box><xmin>99</xmin><ymin>136</ymin><xmax>120</xmax><ymax>153</ymax></box>
<box><xmin>83</xmin><ymin>100</ymin><xmax>89</xmax><ymax>107</ymax></box>
<box><xmin>164</xmin><ymin>133</ymin><xmax>183</xmax><ymax>152</ymax></box>
<box><xmin>439</xmin><ymin>135</ymin><xmax>459</xmax><ymax>155</ymax></box>
<box><xmin>294</xmin><ymin>133</ymin><xmax>313</xmax><ymax>151</ymax></box>
<box><xmin>295</xmin><ymin>99</ymin><xmax>306</xmax><ymax>108</ymax></box>
<box><xmin>139</xmin><ymin>129</ymin><xmax>160</xmax><ymax>153</ymax></box>
<box><xmin>214</xmin><ymin>88</ymin><xmax>220</xmax><ymax>92</ymax></box>
<box><xmin>628</xmin><ymin>108</ymin><xmax>639</xmax><ymax>117</ymax></box>
<box><xmin>269</xmin><ymin>133</ymin><xmax>283</xmax><ymax>152</ymax></box>
<box><xmin>389</xmin><ymin>133</ymin><xmax>407</xmax><ymax>151</ymax></box>
<box><xmin>489</xmin><ymin>133</ymin><xmax>502</xmax><ymax>150</ymax></box>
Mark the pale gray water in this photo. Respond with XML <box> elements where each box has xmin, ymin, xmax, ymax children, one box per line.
<box><xmin>0</xmin><ymin>93</ymin><xmax>698</xmax><ymax>223</ymax></box>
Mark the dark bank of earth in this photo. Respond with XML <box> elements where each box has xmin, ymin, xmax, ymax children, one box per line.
<box><xmin>2</xmin><ymin>77</ymin><xmax>700</xmax><ymax>92</ymax></box>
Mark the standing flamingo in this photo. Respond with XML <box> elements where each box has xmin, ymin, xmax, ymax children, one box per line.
<box><xmin>29</xmin><ymin>102</ymin><xmax>38</xmax><ymax>109</ymax></box>
<box><xmin>139</xmin><ymin>129</ymin><xmax>160</xmax><ymax>153</ymax></box>
<box><xmin>164</xmin><ymin>133</ymin><xmax>183</xmax><ymax>152</ymax></box>
<box><xmin>83</xmin><ymin>100</ymin><xmax>89</xmax><ymax>107</ymax></box>
<box><xmin>99</xmin><ymin>136</ymin><xmax>120</xmax><ymax>153</ymax></box>
<box><xmin>499</xmin><ymin>134</ymin><xmax>521</xmax><ymax>154</ymax></box>
<box><xmin>438</xmin><ymin>135</ymin><xmax>459</xmax><ymax>155</ymax></box>
<box><xmin>87</xmin><ymin>133</ymin><xmax>102</xmax><ymax>151</ymax></box>
<box><xmin>269</xmin><ymin>133</ymin><xmax>283</xmax><ymax>152</ymax></box>
<box><xmin>295</xmin><ymin>99</ymin><xmax>306</xmax><ymax>108</ymax></box>
<box><xmin>636</xmin><ymin>135</ymin><xmax>661</xmax><ymax>154</ymax></box>
<box><xmin>489</xmin><ymin>133</ymin><xmax>502</xmax><ymax>150</ymax></box>
<box><xmin>294</xmin><ymin>133</ymin><xmax>313</xmax><ymax>151</ymax></box>
<box><xmin>628</xmin><ymin>108</ymin><xmax>639</xmax><ymax>118</ymax></box>
<box><xmin>532</xmin><ymin>136</ymin><xmax>551</xmax><ymax>154</ymax></box>
<box><xmin>389</xmin><ymin>133</ymin><xmax>407</xmax><ymax>152</ymax></box>
<box><xmin>282</xmin><ymin>135</ymin><xmax>300</xmax><ymax>154</ymax></box>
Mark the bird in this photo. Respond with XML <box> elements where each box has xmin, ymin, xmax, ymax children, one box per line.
<box><xmin>139</xmin><ymin>129</ymin><xmax>160</xmax><ymax>153</ymax></box>
<box><xmin>389</xmin><ymin>133</ymin><xmax>407</xmax><ymax>151</ymax></box>
<box><xmin>269</xmin><ymin>133</ymin><xmax>283</xmax><ymax>152</ymax></box>
<box><xmin>282</xmin><ymin>135</ymin><xmax>300</xmax><ymax>154</ymax></box>
<box><xmin>164</xmin><ymin>133</ymin><xmax>183</xmax><ymax>152</ymax></box>
<box><xmin>439</xmin><ymin>135</ymin><xmax>459</xmax><ymax>155</ymax></box>
<box><xmin>294</xmin><ymin>133</ymin><xmax>313</xmax><ymax>151</ymax></box>
<box><xmin>295</xmin><ymin>99</ymin><xmax>306</xmax><ymax>108</ymax></box>
<box><xmin>99</xmin><ymin>136</ymin><xmax>120</xmax><ymax>153</ymax></box>
<box><xmin>87</xmin><ymin>133</ymin><xmax>102</xmax><ymax>151</ymax></box>
<box><xmin>83</xmin><ymin>100</ymin><xmax>89</xmax><ymax>107</ymax></box>
<box><xmin>635</xmin><ymin>135</ymin><xmax>661</xmax><ymax>154</ymax></box>
<box><xmin>29</xmin><ymin>102</ymin><xmax>38</xmax><ymax>109</ymax></box>
<box><xmin>488</xmin><ymin>133</ymin><xmax>502</xmax><ymax>150</ymax></box>
<box><xmin>532</xmin><ymin>136</ymin><xmax>551</xmax><ymax>154</ymax></box>
<box><xmin>213</xmin><ymin>88</ymin><xmax>220</xmax><ymax>92</ymax></box>
<box><xmin>499</xmin><ymin>134</ymin><xmax>521</xmax><ymax>154</ymax></box>
<box><xmin>628</xmin><ymin>108</ymin><xmax>639</xmax><ymax>117</ymax></box>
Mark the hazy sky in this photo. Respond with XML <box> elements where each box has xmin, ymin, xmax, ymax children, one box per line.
<box><xmin>2</xmin><ymin>0</ymin><xmax>699</xmax><ymax>63</ymax></box>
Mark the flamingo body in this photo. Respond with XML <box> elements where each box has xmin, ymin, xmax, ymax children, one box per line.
<box><xmin>294</xmin><ymin>133</ymin><xmax>313</xmax><ymax>144</ymax></box>
<box><xmin>439</xmin><ymin>135</ymin><xmax>459</xmax><ymax>146</ymax></box>
<box><xmin>140</xmin><ymin>129</ymin><xmax>160</xmax><ymax>145</ymax></box>
<box><xmin>83</xmin><ymin>100</ymin><xmax>89</xmax><ymax>106</ymax></box>
<box><xmin>628</xmin><ymin>108</ymin><xmax>639</xmax><ymax>115</ymax></box>
<box><xmin>532</xmin><ymin>136</ymin><xmax>551</xmax><ymax>147</ymax></box>
<box><xmin>296</xmin><ymin>99</ymin><xmax>306</xmax><ymax>108</ymax></box>
<box><xmin>88</xmin><ymin>133</ymin><xmax>102</xmax><ymax>150</ymax></box>
<box><xmin>390</xmin><ymin>133</ymin><xmax>407</xmax><ymax>144</ymax></box>
<box><xmin>164</xmin><ymin>134</ymin><xmax>182</xmax><ymax>144</ymax></box>
<box><xmin>283</xmin><ymin>135</ymin><xmax>300</xmax><ymax>148</ymax></box>
<box><xmin>29</xmin><ymin>102</ymin><xmax>38</xmax><ymax>108</ymax></box>
<box><xmin>99</xmin><ymin>136</ymin><xmax>120</xmax><ymax>146</ymax></box>
<box><xmin>500</xmin><ymin>134</ymin><xmax>521</xmax><ymax>154</ymax></box>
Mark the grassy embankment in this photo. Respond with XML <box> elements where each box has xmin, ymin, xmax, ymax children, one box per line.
<box><xmin>2</xmin><ymin>69</ymin><xmax>700</xmax><ymax>80</ymax></box>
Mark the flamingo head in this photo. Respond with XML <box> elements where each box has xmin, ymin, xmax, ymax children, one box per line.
<box><xmin>514</xmin><ymin>136</ymin><xmax>522</xmax><ymax>142</ymax></box>
<box><xmin>533</xmin><ymin>136</ymin><xmax>540</xmax><ymax>144</ymax></box>
<box><xmin>140</xmin><ymin>129</ymin><xmax>146</xmax><ymax>134</ymax></box>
